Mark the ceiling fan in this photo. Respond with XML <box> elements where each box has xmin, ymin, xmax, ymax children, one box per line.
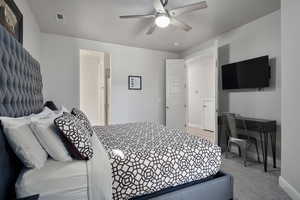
<box><xmin>119</xmin><ymin>0</ymin><xmax>208</xmax><ymax>35</ymax></box>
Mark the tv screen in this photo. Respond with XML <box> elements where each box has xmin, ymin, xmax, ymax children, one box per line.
<box><xmin>222</xmin><ymin>56</ymin><xmax>270</xmax><ymax>90</ymax></box>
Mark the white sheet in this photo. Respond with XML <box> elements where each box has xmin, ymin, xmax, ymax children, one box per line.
<box><xmin>87</xmin><ymin>134</ymin><xmax>112</xmax><ymax>200</ymax></box>
<box><xmin>15</xmin><ymin>159</ymin><xmax>88</xmax><ymax>200</ymax></box>
<box><xmin>16</xmin><ymin>134</ymin><xmax>113</xmax><ymax>200</ymax></box>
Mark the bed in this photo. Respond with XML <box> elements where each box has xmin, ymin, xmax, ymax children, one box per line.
<box><xmin>94</xmin><ymin>122</ymin><xmax>222</xmax><ymax>199</ymax></box>
<box><xmin>0</xmin><ymin>23</ymin><xmax>233</xmax><ymax>200</ymax></box>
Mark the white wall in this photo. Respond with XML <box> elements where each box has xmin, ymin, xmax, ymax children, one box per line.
<box><xmin>182</xmin><ymin>10</ymin><xmax>281</xmax><ymax>160</ymax></box>
<box><xmin>40</xmin><ymin>33</ymin><xmax>178</xmax><ymax>124</ymax></box>
<box><xmin>280</xmin><ymin>1</ymin><xmax>300</xmax><ymax>199</ymax></box>
<box><xmin>15</xmin><ymin>0</ymin><xmax>40</xmax><ymax>61</ymax></box>
<box><xmin>186</xmin><ymin>55</ymin><xmax>215</xmax><ymax>128</ymax></box>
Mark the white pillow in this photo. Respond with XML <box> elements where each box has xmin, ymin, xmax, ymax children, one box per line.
<box><xmin>0</xmin><ymin>107</ymin><xmax>54</xmax><ymax>129</ymax></box>
<box><xmin>31</xmin><ymin>107</ymin><xmax>54</xmax><ymax>121</ymax></box>
<box><xmin>0</xmin><ymin>107</ymin><xmax>55</xmax><ymax>169</ymax></box>
<box><xmin>2</xmin><ymin>124</ymin><xmax>48</xmax><ymax>169</ymax></box>
<box><xmin>30</xmin><ymin>114</ymin><xmax>72</xmax><ymax>162</ymax></box>
<box><xmin>0</xmin><ymin>116</ymin><xmax>30</xmax><ymax>129</ymax></box>
<box><xmin>59</xmin><ymin>105</ymin><xmax>70</xmax><ymax>113</ymax></box>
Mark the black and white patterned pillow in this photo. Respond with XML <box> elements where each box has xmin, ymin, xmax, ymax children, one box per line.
<box><xmin>71</xmin><ymin>108</ymin><xmax>93</xmax><ymax>136</ymax></box>
<box><xmin>54</xmin><ymin>112</ymin><xmax>93</xmax><ymax>160</ymax></box>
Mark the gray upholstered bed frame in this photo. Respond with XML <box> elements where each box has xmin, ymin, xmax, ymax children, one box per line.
<box><xmin>0</xmin><ymin>24</ymin><xmax>43</xmax><ymax>200</ymax></box>
<box><xmin>0</xmin><ymin>23</ymin><xmax>233</xmax><ymax>200</ymax></box>
<box><xmin>134</xmin><ymin>172</ymin><xmax>233</xmax><ymax>200</ymax></box>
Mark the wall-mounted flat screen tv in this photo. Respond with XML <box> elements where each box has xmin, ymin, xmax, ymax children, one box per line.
<box><xmin>222</xmin><ymin>56</ymin><xmax>270</xmax><ymax>90</ymax></box>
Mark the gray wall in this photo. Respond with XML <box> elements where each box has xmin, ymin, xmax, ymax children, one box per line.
<box><xmin>280</xmin><ymin>0</ymin><xmax>300</xmax><ymax>199</ymax></box>
<box><xmin>15</xmin><ymin>0</ymin><xmax>41</xmax><ymax>61</ymax></box>
<box><xmin>40</xmin><ymin>33</ymin><xmax>179</xmax><ymax>125</ymax></box>
<box><xmin>218</xmin><ymin>11</ymin><xmax>281</xmax><ymax>161</ymax></box>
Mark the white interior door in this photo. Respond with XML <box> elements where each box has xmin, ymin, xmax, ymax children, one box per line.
<box><xmin>166</xmin><ymin>59</ymin><xmax>186</xmax><ymax>130</ymax></box>
<box><xmin>213</xmin><ymin>40</ymin><xmax>219</xmax><ymax>144</ymax></box>
<box><xmin>80</xmin><ymin>50</ymin><xmax>105</xmax><ymax>126</ymax></box>
<box><xmin>203</xmin><ymin>99</ymin><xmax>215</xmax><ymax>131</ymax></box>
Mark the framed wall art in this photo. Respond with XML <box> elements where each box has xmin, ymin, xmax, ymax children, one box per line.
<box><xmin>0</xmin><ymin>0</ymin><xmax>23</xmax><ymax>44</ymax></box>
<box><xmin>128</xmin><ymin>75</ymin><xmax>142</xmax><ymax>90</ymax></box>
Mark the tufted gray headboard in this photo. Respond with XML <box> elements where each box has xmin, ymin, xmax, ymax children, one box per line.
<box><xmin>0</xmin><ymin>24</ymin><xmax>44</xmax><ymax>199</ymax></box>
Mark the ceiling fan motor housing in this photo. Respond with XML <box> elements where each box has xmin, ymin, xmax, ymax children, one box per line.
<box><xmin>155</xmin><ymin>14</ymin><xmax>170</xmax><ymax>28</ymax></box>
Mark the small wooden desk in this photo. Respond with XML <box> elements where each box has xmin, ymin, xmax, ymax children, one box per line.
<box><xmin>234</xmin><ymin>116</ymin><xmax>277</xmax><ymax>172</ymax></box>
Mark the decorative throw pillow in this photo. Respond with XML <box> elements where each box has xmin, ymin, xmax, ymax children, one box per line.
<box><xmin>54</xmin><ymin>112</ymin><xmax>93</xmax><ymax>160</ymax></box>
<box><xmin>71</xmin><ymin>108</ymin><xmax>94</xmax><ymax>136</ymax></box>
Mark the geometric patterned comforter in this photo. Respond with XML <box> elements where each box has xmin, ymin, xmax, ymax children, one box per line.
<box><xmin>94</xmin><ymin>122</ymin><xmax>221</xmax><ymax>200</ymax></box>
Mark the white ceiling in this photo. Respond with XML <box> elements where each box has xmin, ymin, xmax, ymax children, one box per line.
<box><xmin>28</xmin><ymin>0</ymin><xmax>280</xmax><ymax>53</ymax></box>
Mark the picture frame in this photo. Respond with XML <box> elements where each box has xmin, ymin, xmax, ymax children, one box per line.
<box><xmin>0</xmin><ymin>0</ymin><xmax>23</xmax><ymax>44</ymax></box>
<box><xmin>128</xmin><ymin>75</ymin><xmax>142</xmax><ymax>90</ymax></box>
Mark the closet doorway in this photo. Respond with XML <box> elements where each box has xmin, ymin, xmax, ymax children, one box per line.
<box><xmin>185</xmin><ymin>44</ymin><xmax>218</xmax><ymax>143</ymax></box>
<box><xmin>79</xmin><ymin>49</ymin><xmax>111</xmax><ymax>126</ymax></box>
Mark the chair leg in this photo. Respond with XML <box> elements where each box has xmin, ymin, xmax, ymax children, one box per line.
<box><xmin>260</xmin><ymin>132</ymin><xmax>265</xmax><ymax>161</ymax></box>
<box><xmin>243</xmin><ymin>144</ymin><xmax>247</xmax><ymax>167</ymax></box>
<box><xmin>238</xmin><ymin>146</ymin><xmax>242</xmax><ymax>157</ymax></box>
<box><xmin>255</xmin><ymin>141</ymin><xmax>261</xmax><ymax>163</ymax></box>
<box><xmin>225</xmin><ymin>142</ymin><xmax>230</xmax><ymax>158</ymax></box>
<box><xmin>225</xmin><ymin>142</ymin><xmax>231</xmax><ymax>158</ymax></box>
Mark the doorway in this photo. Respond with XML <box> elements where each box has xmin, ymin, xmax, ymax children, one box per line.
<box><xmin>185</xmin><ymin>52</ymin><xmax>216</xmax><ymax>143</ymax></box>
<box><xmin>165</xmin><ymin>41</ymin><xmax>218</xmax><ymax>144</ymax></box>
<box><xmin>79</xmin><ymin>49</ymin><xmax>111</xmax><ymax>126</ymax></box>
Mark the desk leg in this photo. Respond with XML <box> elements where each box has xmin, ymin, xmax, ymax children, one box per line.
<box><xmin>271</xmin><ymin>133</ymin><xmax>276</xmax><ymax>168</ymax></box>
<box><xmin>259</xmin><ymin>132</ymin><xmax>265</xmax><ymax>161</ymax></box>
<box><xmin>264</xmin><ymin>132</ymin><xmax>268</xmax><ymax>172</ymax></box>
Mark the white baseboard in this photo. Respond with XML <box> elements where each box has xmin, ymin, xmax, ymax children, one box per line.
<box><xmin>188</xmin><ymin>123</ymin><xmax>202</xmax><ymax>129</ymax></box>
<box><xmin>279</xmin><ymin>176</ymin><xmax>300</xmax><ymax>200</ymax></box>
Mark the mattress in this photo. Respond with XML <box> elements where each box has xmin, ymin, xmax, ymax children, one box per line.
<box><xmin>94</xmin><ymin>122</ymin><xmax>222</xmax><ymax>200</ymax></box>
<box><xmin>15</xmin><ymin>159</ymin><xmax>88</xmax><ymax>200</ymax></box>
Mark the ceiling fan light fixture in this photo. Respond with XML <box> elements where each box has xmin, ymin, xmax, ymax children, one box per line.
<box><xmin>155</xmin><ymin>15</ymin><xmax>170</xmax><ymax>28</ymax></box>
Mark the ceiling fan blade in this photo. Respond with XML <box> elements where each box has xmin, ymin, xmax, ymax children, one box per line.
<box><xmin>153</xmin><ymin>0</ymin><xmax>166</xmax><ymax>13</ymax></box>
<box><xmin>119</xmin><ymin>14</ymin><xmax>155</xmax><ymax>19</ymax></box>
<box><xmin>169</xmin><ymin>1</ymin><xmax>207</xmax><ymax>17</ymax></box>
<box><xmin>170</xmin><ymin>18</ymin><xmax>192</xmax><ymax>31</ymax></box>
<box><xmin>146</xmin><ymin>22</ymin><xmax>157</xmax><ymax>35</ymax></box>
